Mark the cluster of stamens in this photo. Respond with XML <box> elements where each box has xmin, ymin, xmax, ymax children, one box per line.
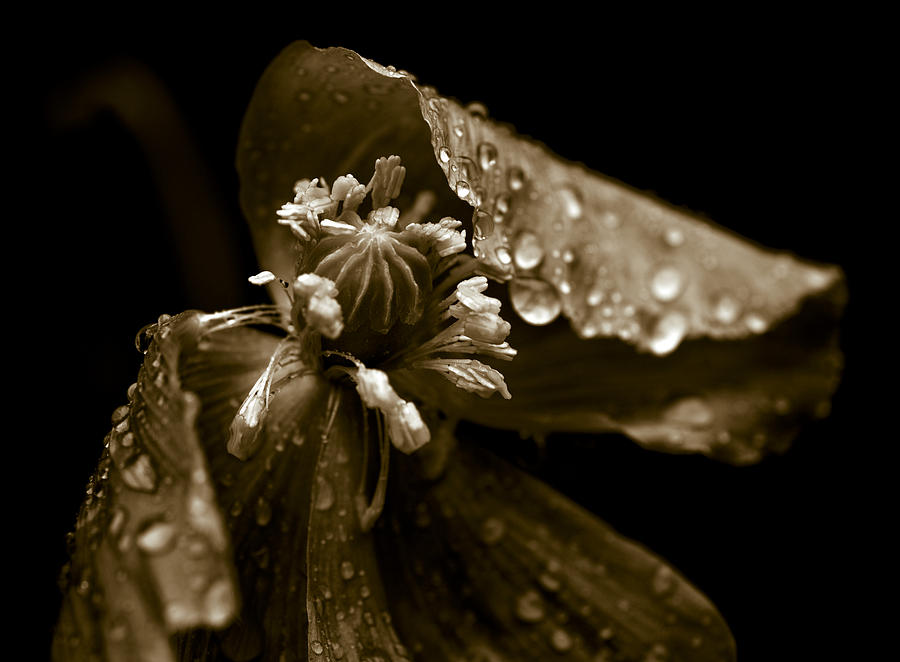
<box><xmin>222</xmin><ymin>155</ymin><xmax>515</xmax><ymax>529</ymax></box>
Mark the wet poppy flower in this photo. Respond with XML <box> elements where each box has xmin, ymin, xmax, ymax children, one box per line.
<box><xmin>53</xmin><ymin>42</ymin><xmax>844</xmax><ymax>662</ymax></box>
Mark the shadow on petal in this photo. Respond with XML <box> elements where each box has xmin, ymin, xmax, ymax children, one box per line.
<box><xmin>375</xmin><ymin>440</ymin><xmax>735</xmax><ymax>661</ymax></box>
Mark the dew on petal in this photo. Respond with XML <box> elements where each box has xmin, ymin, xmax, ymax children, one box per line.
<box><xmin>745</xmin><ymin>313</ymin><xmax>768</xmax><ymax>334</ymax></box>
<box><xmin>550</xmin><ymin>628</ymin><xmax>573</xmax><ymax>653</ymax></box>
<box><xmin>508</xmin><ymin>166</ymin><xmax>525</xmax><ymax>191</ymax></box>
<box><xmin>439</xmin><ymin>146</ymin><xmax>452</xmax><ymax>163</ymax></box>
<box><xmin>510</xmin><ymin>278</ymin><xmax>562</xmax><ymax>326</ymax></box>
<box><xmin>477</xmin><ymin>141</ymin><xmax>498</xmax><ymax>170</ymax></box>
<box><xmin>311</xmin><ymin>640</ymin><xmax>325</xmax><ymax>655</ymax></box>
<box><xmin>340</xmin><ymin>560</ymin><xmax>355</xmax><ymax>581</ymax></box>
<box><xmin>119</xmin><ymin>454</ymin><xmax>159</xmax><ymax>493</ymax></box>
<box><xmin>479</xmin><ymin>517</ymin><xmax>506</xmax><ymax>545</ymax></box>
<box><xmin>559</xmin><ymin>185</ymin><xmax>583</xmax><ymax>220</ymax></box>
<box><xmin>515</xmin><ymin>590</ymin><xmax>545</xmax><ymax>623</ymax></box>
<box><xmin>513</xmin><ymin>231</ymin><xmax>545</xmax><ymax>270</ymax></box>
<box><xmin>135</xmin><ymin>520</ymin><xmax>177</xmax><ymax>555</ymax></box>
<box><xmin>648</xmin><ymin>311</ymin><xmax>688</xmax><ymax>356</ymax></box>
<box><xmin>663</xmin><ymin>397</ymin><xmax>713</xmax><ymax>428</ymax></box>
<box><xmin>456</xmin><ymin>180</ymin><xmax>471</xmax><ymax>199</ymax></box>
<box><xmin>663</xmin><ymin>227</ymin><xmax>685</xmax><ymax>247</ymax></box>
<box><xmin>650</xmin><ymin>266</ymin><xmax>685</xmax><ymax>302</ymax></box>
<box><xmin>255</xmin><ymin>498</ymin><xmax>272</xmax><ymax>527</ymax></box>
<box><xmin>712</xmin><ymin>293</ymin><xmax>741</xmax><ymax>325</ymax></box>
<box><xmin>315</xmin><ymin>476</ymin><xmax>335</xmax><ymax>511</ymax></box>
<box><xmin>473</xmin><ymin>209</ymin><xmax>495</xmax><ymax>240</ymax></box>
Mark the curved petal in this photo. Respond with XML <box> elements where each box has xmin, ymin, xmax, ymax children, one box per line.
<box><xmin>304</xmin><ymin>389</ymin><xmax>415</xmax><ymax>662</ymax></box>
<box><xmin>392</xmin><ymin>280</ymin><xmax>844</xmax><ymax>465</ymax></box>
<box><xmin>237</xmin><ymin>42</ymin><xmax>845</xmax><ymax>463</ymax></box>
<box><xmin>54</xmin><ymin>313</ymin><xmax>239</xmax><ymax>662</ymax></box>
<box><xmin>374</xmin><ymin>437</ymin><xmax>735</xmax><ymax>661</ymax></box>
<box><xmin>172</xmin><ymin>320</ymin><xmax>333</xmax><ymax>662</ymax></box>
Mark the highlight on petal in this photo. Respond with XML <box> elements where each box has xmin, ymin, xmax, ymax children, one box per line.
<box><xmin>237</xmin><ymin>42</ymin><xmax>845</xmax><ymax>463</ymax></box>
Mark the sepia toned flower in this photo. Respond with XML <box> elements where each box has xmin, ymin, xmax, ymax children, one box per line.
<box><xmin>53</xmin><ymin>42</ymin><xmax>845</xmax><ymax>662</ymax></box>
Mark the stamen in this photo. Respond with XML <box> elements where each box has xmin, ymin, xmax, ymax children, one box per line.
<box><xmin>227</xmin><ymin>338</ymin><xmax>302</xmax><ymax>460</ymax></box>
<box><xmin>413</xmin><ymin>358</ymin><xmax>512</xmax><ymax>399</ymax></box>
<box><xmin>199</xmin><ymin>305</ymin><xmax>291</xmax><ymax>335</ymax></box>
<box><xmin>367</xmin><ymin>155</ymin><xmax>406</xmax><ymax>208</ymax></box>
<box><xmin>292</xmin><ymin>274</ymin><xmax>344</xmax><ymax>339</ymax></box>
<box><xmin>356</xmin><ymin>411</ymin><xmax>390</xmax><ymax>533</ymax></box>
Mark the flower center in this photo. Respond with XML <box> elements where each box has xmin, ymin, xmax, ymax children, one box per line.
<box><xmin>231</xmin><ymin>155</ymin><xmax>516</xmax><ymax>530</ymax></box>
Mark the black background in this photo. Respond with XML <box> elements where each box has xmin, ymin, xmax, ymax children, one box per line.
<box><xmin>25</xmin><ymin>15</ymin><xmax>874</xmax><ymax>662</ymax></box>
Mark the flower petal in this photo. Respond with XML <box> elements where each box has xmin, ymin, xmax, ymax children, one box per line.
<box><xmin>54</xmin><ymin>313</ymin><xmax>239</xmax><ymax>662</ymax></box>
<box><xmin>236</xmin><ymin>42</ymin><xmax>472</xmax><ymax>304</ymax></box>
<box><xmin>169</xmin><ymin>316</ymin><xmax>333</xmax><ymax>662</ymax></box>
<box><xmin>376</xmin><ymin>438</ymin><xmax>735</xmax><ymax>661</ymax></box>
<box><xmin>392</xmin><ymin>283</ymin><xmax>844</xmax><ymax>465</ymax></box>
<box><xmin>237</xmin><ymin>42</ymin><xmax>845</xmax><ymax>463</ymax></box>
<box><xmin>305</xmin><ymin>389</ymin><xmax>415</xmax><ymax>661</ymax></box>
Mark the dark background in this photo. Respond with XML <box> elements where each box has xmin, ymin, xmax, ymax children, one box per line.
<box><xmin>26</xmin><ymin>17</ymin><xmax>873</xmax><ymax>662</ymax></box>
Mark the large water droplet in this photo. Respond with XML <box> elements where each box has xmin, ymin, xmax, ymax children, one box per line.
<box><xmin>136</xmin><ymin>520</ymin><xmax>177</xmax><ymax>555</ymax></box>
<box><xmin>515</xmin><ymin>590</ymin><xmax>545</xmax><ymax>623</ymax></box>
<box><xmin>650</xmin><ymin>266</ymin><xmax>684</xmax><ymax>302</ymax></box>
<box><xmin>315</xmin><ymin>476</ymin><xmax>335</xmax><ymax>511</ymax></box>
<box><xmin>473</xmin><ymin>209</ymin><xmax>495</xmax><ymax>240</ymax></box>
<box><xmin>712</xmin><ymin>294</ymin><xmax>741</xmax><ymax>325</ymax></box>
<box><xmin>513</xmin><ymin>232</ymin><xmax>545</xmax><ymax>270</ymax></box>
<box><xmin>510</xmin><ymin>278</ymin><xmax>562</xmax><ymax>326</ymax></box>
<box><xmin>439</xmin><ymin>146</ymin><xmax>452</xmax><ymax>164</ymax></box>
<box><xmin>455</xmin><ymin>180</ymin><xmax>471</xmax><ymax>199</ymax></box>
<box><xmin>648</xmin><ymin>311</ymin><xmax>688</xmax><ymax>356</ymax></box>
<box><xmin>477</xmin><ymin>141</ymin><xmax>498</xmax><ymax>170</ymax></box>
<box><xmin>479</xmin><ymin>517</ymin><xmax>506</xmax><ymax>545</ymax></box>
<box><xmin>311</xmin><ymin>640</ymin><xmax>325</xmax><ymax>655</ymax></box>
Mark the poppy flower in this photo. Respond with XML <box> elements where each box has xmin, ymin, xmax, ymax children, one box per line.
<box><xmin>53</xmin><ymin>42</ymin><xmax>845</xmax><ymax>662</ymax></box>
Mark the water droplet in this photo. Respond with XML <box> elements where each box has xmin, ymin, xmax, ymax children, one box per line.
<box><xmin>664</xmin><ymin>397</ymin><xmax>713</xmax><ymax>428</ymax></box>
<box><xmin>315</xmin><ymin>476</ymin><xmax>335</xmax><ymax>511</ymax></box>
<box><xmin>510</xmin><ymin>279</ymin><xmax>562</xmax><ymax>326</ymax></box>
<box><xmin>652</xmin><ymin>565</ymin><xmax>676</xmax><ymax>595</ymax></box>
<box><xmin>538</xmin><ymin>572</ymin><xmax>561</xmax><ymax>592</ymax></box>
<box><xmin>745</xmin><ymin>313</ymin><xmax>767</xmax><ymax>334</ymax></box>
<box><xmin>204</xmin><ymin>579</ymin><xmax>235</xmax><ymax>627</ymax></box>
<box><xmin>603</xmin><ymin>211</ymin><xmax>621</xmax><ymax>229</ymax></box>
<box><xmin>559</xmin><ymin>280</ymin><xmax>572</xmax><ymax>295</ymax></box>
<box><xmin>550</xmin><ymin>628</ymin><xmax>573</xmax><ymax>653</ymax></box>
<box><xmin>664</xmin><ymin>227</ymin><xmax>685</xmax><ymax>247</ymax></box>
<box><xmin>360</xmin><ymin>584</ymin><xmax>371</xmax><ymax>599</ymax></box>
<box><xmin>587</xmin><ymin>288</ymin><xmax>605</xmax><ymax>306</ymax></box>
<box><xmin>712</xmin><ymin>294</ymin><xmax>741</xmax><ymax>325</ymax></box>
<box><xmin>120</xmin><ymin>454</ymin><xmax>159</xmax><ymax>493</ymax></box>
<box><xmin>439</xmin><ymin>146</ymin><xmax>452</xmax><ymax>163</ymax></box>
<box><xmin>479</xmin><ymin>517</ymin><xmax>506</xmax><ymax>545</ymax></box>
<box><xmin>508</xmin><ymin>167</ymin><xmax>525</xmax><ymax>191</ymax></box>
<box><xmin>559</xmin><ymin>185</ymin><xmax>583</xmax><ymax>219</ymax></box>
<box><xmin>473</xmin><ymin>209</ymin><xmax>495</xmax><ymax>240</ymax></box>
<box><xmin>495</xmin><ymin>193</ymin><xmax>511</xmax><ymax>215</ymax></box>
<box><xmin>515</xmin><ymin>590</ymin><xmax>545</xmax><ymax>623</ymax></box>
<box><xmin>338</xmin><ymin>559</ymin><xmax>356</xmax><ymax>581</ymax></box>
<box><xmin>111</xmin><ymin>405</ymin><xmax>129</xmax><ymax>426</ymax></box>
<box><xmin>513</xmin><ymin>232</ymin><xmax>545</xmax><ymax>270</ymax></box>
<box><xmin>648</xmin><ymin>311</ymin><xmax>688</xmax><ymax>356</ymax></box>
<box><xmin>255</xmin><ymin>498</ymin><xmax>272</xmax><ymax>527</ymax></box>
<box><xmin>453</xmin><ymin>124</ymin><xmax>465</xmax><ymax>138</ymax></box>
<box><xmin>496</xmin><ymin>246</ymin><xmax>512</xmax><ymax>265</ymax></box>
<box><xmin>456</xmin><ymin>180</ymin><xmax>471</xmax><ymax>199</ymax></box>
<box><xmin>650</xmin><ymin>266</ymin><xmax>684</xmax><ymax>302</ymax></box>
<box><xmin>108</xmin><ymin>508</ymin><xmax>127</xmax><ymax>538</ymax></box>
<box><xmin>311</xmin><ymin>640</ymin><xmax>325</xmax><ymax>655</ymax></box>
<box><xmin>562</xmin><ymin>248</ymin><xmax>575</xmax><ymax>264</ymax></box>
<box><xmin>136</xmin><ymin>520</ymin><xmax>176</xmax><ymax>555</ymax></box>
<box><xmin>644</xmin><ymin>643</ymin><xmax>669</xmax><ymax>662</ymax></box>
<box><xmin>774</xmin><ymin>397</ymin><xmax>791</xmax><ymax>415</ymax></box>
<box><xmin>477</xmin><ymin>141</ymin><xmax>498</xmax><ymax>170</ymax></box>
